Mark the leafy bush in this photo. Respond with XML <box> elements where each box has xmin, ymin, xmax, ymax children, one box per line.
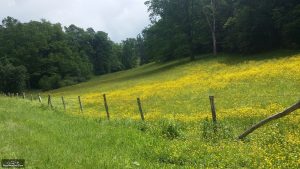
<box><xmin>57</xmin><ymin>78</ymin><xmax>76</xmax><ymax>88</ymax></box>
<box><xmin>38</xmin><ymin>74</ymin><xmax>61</xmax><ymax>91</ymax></box>
<box><xmin>161</xmin><ymin>121</ymin><xmax>183</xmax><ymax>140</ymax></box>
<box><xmin>0</xmin><ymin>64</ymin><xmax>27</xmax><ymax>93</ymax></box>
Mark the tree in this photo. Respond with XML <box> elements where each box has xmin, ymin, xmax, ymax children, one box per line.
<box><xmin>201</xmin><ymin>0</ymin><xmax>217</xmax><ymax>55</ymax></box>
<box><xmin>90</xmin><ymin>31</ymin><xmax>113</xmax><ymax>75</ymax></box>
<box><xmin>0</xmin><ymin>17</ymin><xmax>93</xmax><ymax>90</ymax></box>
<box><xmin>121</xmin><ymin>38</ymin><xmax>138</xmax><ymax>69</ymax></box>
<box><xmin>136</xmin><ymin>34</ymin><xmax>149</xmax><ymax>65</ymax></box>
<box><xmin>143</xmin><ymin>0</ymin><xmax>300</xmax><ymax>57</ymax></box>
<box><xmin>0</xmin><ymin>63</ymin><xmax>27</xmax><ymax>93</ymax></box>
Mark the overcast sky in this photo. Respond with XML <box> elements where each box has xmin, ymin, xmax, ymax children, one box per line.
<box><xmin>0</xmin><ymin>0</ymin><xmax>151</xmax><ymax>42</ymax></box>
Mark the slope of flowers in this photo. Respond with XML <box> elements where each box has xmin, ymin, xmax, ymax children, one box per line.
<box><xmin>46</xmin><ymin>52</ymin><xmax>300</xmax><ymax>168</ymax></box>
<box><xmin>56</xmin><ymin>53</ymin><xmax>298</xmax><ymax>121</ymax></box>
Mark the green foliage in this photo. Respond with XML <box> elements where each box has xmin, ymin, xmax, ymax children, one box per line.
<box><xmin>282</xmin><ymin>4</ymin><xmax>300</xmax><ymax>48</ymax></box>
<box><xmin>0</xmin><ymin>17</ymin><xmax>140</xmax><ymax>91</ymax></box>
<box><xmin>38</xmin><ymin>74</ymin><xmax>61</xmax><ymax>91</ymax></box>
<box><xmin>0</xmin><ymin>63</ymin><xmax>27</xmax><ymax>93</ymax></box>
<box><xmin>110</xmin><ymin>43</ymin><xmax>124</xmax><ymax>72</ymax></box>
<box><xmin>143</xmin><ymin>0</ymin><xmax>300</xmax><ymax>60</ymax></box>
<box><xmin>0</xmin><ymin>17</ymin><xmax>93</xmax><ymax>90</ymax></box>
<box><xmin>121</xmin><ymin>38</ymin><xmax>138</xmax><ymax>69</ymax></box>
<box><xmin>161</xmin><ymin>121</ymin><xmax>183</xmax><ymax>140</ymax></box>
<box><xmin>136</xmin><ymin>34</ymin><xmax>150</xmax><ymax>65</ymax></box>
<box><xmin>91</xmin><ymin>31</ymin><xmax>113</xmax><ymax>75</ymax></box>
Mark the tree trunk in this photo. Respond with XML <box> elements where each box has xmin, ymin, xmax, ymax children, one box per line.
<box><xmin>212</xmin><ymin>30</ymin><xmax>217</xmax><ymax>55</ymax></box>
<box><xmin>203</xmin><ymin>0</ymin><xmax>217</xmax><ymax>56</ymax></box>
<box><xmin>211</xmin><ymin>0</ymin><xmax>217</xmax><ymax>55</ymax></box>
<box><xmin>190</xmin><ymin>0</ymin><xmax>195</xmax><ymax>60</ymax></box>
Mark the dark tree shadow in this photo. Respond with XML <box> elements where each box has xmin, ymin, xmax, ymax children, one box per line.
<box><xmin>219</xmin><ymin>50</ymin><xmax>300</xmax><ymax>65</ymax></box>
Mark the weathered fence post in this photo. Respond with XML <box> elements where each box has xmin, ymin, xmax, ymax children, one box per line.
<box><xmin>209</xmin><ymin>96</ymin><xmax>217</xmax><ymax>123</ymax></box>
<box><xmin>78</xmin><ymin>96</ymin><xmax>83</xmax><ymax>113</ymax></box>
<box><xmin>103</xmin><ymin>94</ymin><xmax>110</xmax><ymax>120</ymax></box>
<box><xmin>22</xmin><ymin>92</ymin><xmax>26</xmax><ymax>99</ymax></box>
<box><xmin>30</xmin><ymin>94</ymin><xmax>33</xmax><ymax>101</ymax></box>
<box><xmin>48</xmin><ymin>95</ymin><xmax>53</xmax><ymax>109</ymax></box>
<box><xmin>137</xmin><ymin>97</ymin><xmax>145</xmax><ymax>121</ymax></box>
<box><xmin>61</xmin><ymin>96</ymin><xmax>66</xmax><ymax>111</ymax></box>
<box><xmin>38</xmin><ymin>94</ymin><xmax>42</xmax><ymax>103</ymax></box>
<box><xmin>16</xmin><ymin>93</ymin><xmax>19</xmax><ymax>98</ymax></box>
<box><xmin>238</xmin><ymin>100</ymin><xmax>300</xmax><ymax>140</ymax></box>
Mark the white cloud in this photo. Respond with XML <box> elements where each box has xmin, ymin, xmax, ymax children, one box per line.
<box><xmin>0</xmin><ymin>0</ymin><xmax>150</xmax><ymax>42</ymax></box>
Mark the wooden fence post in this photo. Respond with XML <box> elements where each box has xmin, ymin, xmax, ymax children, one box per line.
<box><xmin>48</xmin><ymin>95</ymin><xmax>53</xmax><ymax>109</ymax></box>
<box><xmin>103</xmin><ymin>94</ymin><xmax>110</xmax><ymax>120</ymax></box>
<box><xmin>38</xmin><ymin>94</ymin><xmax>42</xmax><ymax>103</ymax></box>
<box><xmin>61</xmin><ymin>96</ymin><xmax>66</xmax><ymax>111</ymax></box>
<box><xmin>22</xmin><ymin>92</ymin><xmax>26</xmax><ymax>99</ymax></box>
<box><xmin>209</xmin><ymin>96</ymin><xmax>217</xmax><ymax>123</ymax></box>
<box><xmin>16</xmin><ymin>93</ymin><xmax>19</xmax><ymax>98</ymax></box>
<box><xmin>78</xmin><ymin>96</ymin><xmax>83</xmax><ymax>113</ymax></box>
<box><xmin>137</xmin><ymin>97</ymin><xmax>145</xmax><ymax>121</ymax></box>
<box><xmin>30</xmin><ymin>94</ymin><xmax>33</xmax><ymax>101</ymax></box>
<box><xmin>238</xmin><ymin>100</ymin><xmax>300</xmax><ymax>140</ymax></box>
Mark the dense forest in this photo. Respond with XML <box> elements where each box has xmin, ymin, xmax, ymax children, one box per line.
<box><xmin>0</xmin><ymin>17</ymin><xmax>141</xmax><ymax>92</ymax></box>
<box><xmin>141</xmin><ymin>0</ymin><xmax>300</xmax><ymax>61</ymax></box>
<box><xmin>1</xmin><ymin>0</ymin><xmax>300</xmax><ymax>93</ymax></box>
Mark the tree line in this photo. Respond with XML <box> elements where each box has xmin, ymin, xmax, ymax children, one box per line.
<box><xmin>139</xmin><ymin>0</ymin><xmax>300</xmax><ymax>61</ymax></box>
<box><xmin>1</xmin><ymin>0</ymin><xmax>300</xmax><ymax>92</ymax></box>
<box><xmin>0</xmin><ymin>17</ymin><xmax>141</xmax><ymax>92</ymax></box>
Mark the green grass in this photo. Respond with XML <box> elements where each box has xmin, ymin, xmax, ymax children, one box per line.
<box><xmin>1</xmin><ymin>96</ymin><xmax>300</xmax><ymax>168</ymax></box>
<box><xmin>2</xmin><ymin>50</ymin><xmax>300</xmax><ymax>168</ymax></box>
<box><xmin>0</xmin><ymin>97</ymin><xmax>170</xmax><ymax>168</ymax></box>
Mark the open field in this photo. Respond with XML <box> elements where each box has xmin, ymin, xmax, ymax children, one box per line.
<box><xmin>47</xmin><ymin>51</ymin><xmax>300</xmax><ymax>122</ymax></box>
<box><xmin>1</xmin><ymin>51</ymin><xmax>300</xmax><ymax>168</ymax></box>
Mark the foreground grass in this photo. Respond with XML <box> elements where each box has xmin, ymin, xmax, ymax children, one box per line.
<box><xmin>1</xmin><ymin>97</ymin><xmax>300</xmax><ymax>168</ymax></box>
<box><xmin>0</xmin><ymin>97</ymin><xmax>168</xmax><ymax>168</ymax></box>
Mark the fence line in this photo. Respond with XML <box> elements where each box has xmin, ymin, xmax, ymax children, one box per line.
<box><xmin>1</xmin><ymin>91</ymin><xmax>299</xmax><ymax>123</ymax></box>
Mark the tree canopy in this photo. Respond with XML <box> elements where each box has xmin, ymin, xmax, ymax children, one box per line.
<box><xmin>141</xmin><ymin>0</ymin><xmax>300</xmax><ymax>61</ymax></box>
<box><xmin>0</xmin><ymin>17</ymin><xmax>139</xmax><ymax>92</ymax></box>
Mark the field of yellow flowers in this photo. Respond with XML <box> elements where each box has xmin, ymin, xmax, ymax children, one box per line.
<box><xmin>43</xmin><ymin>51</ymin><xmax>300</xmax><ymax>168</ymax></box>
<box><xmin>48</xmin><ymin>51</ymin><xmax>299</xmax><ymax>121</ymax></box>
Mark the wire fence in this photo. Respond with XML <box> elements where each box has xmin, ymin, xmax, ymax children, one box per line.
<box><xmin>1</xmin><ymin>90</ymin><xmax>300</xmax><ymax>140</ymax></box>
<box><xmin>1</xmin><ymin>91</ymin><xmax>299</xmax><ymax>122</ymax></box>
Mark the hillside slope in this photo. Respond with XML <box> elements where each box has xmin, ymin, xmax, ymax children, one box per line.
<box><xmin>2</xmin><ymin>51</ymin><xmax>300</xmax><ymax>168</ymax></box>
<box><xmin>47</xmin><ymin>51</ymin><xmax>300</xmax><ymax>121</ymax></box>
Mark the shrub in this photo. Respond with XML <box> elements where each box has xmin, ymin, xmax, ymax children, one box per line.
<box><xmin>38</xmin><ymin>74</ymin><xmax>61</xmax><ymax>91</ymax></box>
<box><xmin>161</xmin><ymin>120</ymin><xmax>183</xmax><ymax>140</ymax></box>
<box><xmin>0</xmin><ymin>64</ymin><xmax>27</xmax><ymax>93</ymax></box>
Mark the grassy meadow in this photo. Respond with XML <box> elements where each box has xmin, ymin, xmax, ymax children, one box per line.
<box><xmin>1</xmin><ymin>50</ymin><xmax>300</xmax><ymax>168</ymax></box>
